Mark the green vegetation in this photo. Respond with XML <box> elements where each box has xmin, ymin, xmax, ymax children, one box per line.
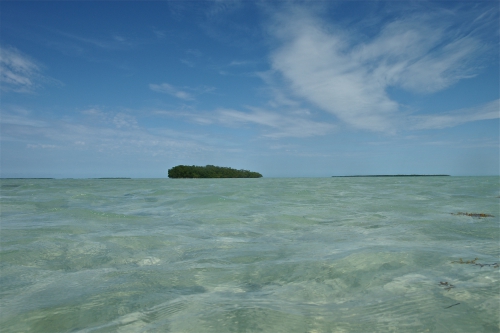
<box><xmin>168</xmin><ymin>165</ymin><xmax>262</xmax><ymax>178</ymax></box>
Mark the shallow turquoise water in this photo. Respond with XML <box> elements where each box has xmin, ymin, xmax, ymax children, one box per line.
<box><xmin>1</xmin><ymin>177</ymin><xmax>499</xmax><ymax>332</ymax></box>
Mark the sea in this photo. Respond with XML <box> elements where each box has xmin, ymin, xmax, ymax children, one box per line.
<box><xmin>0</xmin><ymin>177</ymin><xmax>499</xmax><ymax>333</ymax></box>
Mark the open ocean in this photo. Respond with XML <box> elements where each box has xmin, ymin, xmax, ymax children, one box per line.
<box><xmin>1</xmin><ymin>177</ymin><xmax>499</xmax><ymax>333</ymax></box>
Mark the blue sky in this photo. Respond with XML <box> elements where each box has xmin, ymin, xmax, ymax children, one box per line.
<box><xmin>1</xmin><ymin>1</ymin><xmax>498</xmax><ymax>178</ymax></box>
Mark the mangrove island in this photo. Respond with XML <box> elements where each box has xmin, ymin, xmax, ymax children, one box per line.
<box><xmin>168</xmin><ymin>165</ymin><xmax>262</xmax><ymax>178</ymax></box>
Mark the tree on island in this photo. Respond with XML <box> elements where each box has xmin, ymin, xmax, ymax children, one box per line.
<box><xmin>168</xmin><ymin>165</ymin><xmax>262</xmax><ymax>178</ymax></box>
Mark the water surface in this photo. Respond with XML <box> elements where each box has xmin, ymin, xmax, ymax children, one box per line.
<box><xmin>1</xmin><ymin>177</ymin><xmax>499</xmax><ymax>332</ymax></box>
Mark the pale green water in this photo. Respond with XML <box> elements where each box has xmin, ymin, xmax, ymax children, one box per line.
<box><xmin>0</xmin><ymin>177</ymin><xmax>499</xmax><ymax>333</ymax></box>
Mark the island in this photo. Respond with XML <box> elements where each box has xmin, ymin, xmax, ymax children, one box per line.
<box><xmin>168</xmin><ymin>165</ymin><xmax>262</xmax><ymax>178</ymax></box>
<box><xmin>332</xmin><ymin>175</ymin><xmax>450</xmax><ymax>177</ymax></box>
<box><xmin>94</xmin><ymin>177</ymin><xmax>132</xmax><ymax>179</ymax></box>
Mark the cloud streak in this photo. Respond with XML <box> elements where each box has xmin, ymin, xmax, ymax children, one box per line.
<box><xmin>410</xmin><ymin>99</ymin><xmax>499</xmax><ymax>130</ymax></box>
<box><xmin>0</xmin><ymin>47</ymin><xmax>42</xmax><ymax>93</ymax></box>
<box><xmin>155</xmin><ymin>106</ymin><xmax>334</xmax><ymax>138</ymax></box>
<box><xmin>53</xmin><ymin>30</ymin><xmax>135</xmax><ymax>50</ymax></box>
<box><xmin>1</xmin><ymin>108</ymin><xmax>212</xmax><ymax>157</ymax></box>
<box><xmin>149</xmin><ymin>83</ymin><xmax>193</xmax><ymax>100</ymax></box>
<box><xmin>269</xmin><ymin>8</ymin><xmax>490</xmax><ymax>133</ymax></box>
<box><xmin>216</xmin><ymin>107</ymin><xmax>334</xmax><ymax>138</ymax></box>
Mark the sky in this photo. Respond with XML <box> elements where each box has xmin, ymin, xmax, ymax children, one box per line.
<box><xmin>1</xmin><ymin>0</ymin><xmax>498</xmax><ymax>178</ymax></box>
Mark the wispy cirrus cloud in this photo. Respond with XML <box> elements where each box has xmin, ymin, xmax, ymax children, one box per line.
<box><xmin>149</xmin><ymin>82</ymin><xmax>216</xmax><ymax>100</ymax></box>
<box><xmin>229</xmin><ymin>60</ymin><xmax>255</xmax><ymax>67</ymax></box>
<box><xmin>53</xmin><ymin>30</ymin><xmax>135</xmax><ymax>50</ymax></box>
<box><xmin>0</xmin><ymin>46</ymin><xmax>63</xmax><ymax>93</ymax></box>
<box><xmin>0</xmin><ymin>106</ymin><xmax>214</xmax><ymax>156</ymax></box>
<box><xmin>268</xmin><ymin>7</ymin><xmax>492</xmax><ymax>133</ymax></box>
<box><xmin>156</xmin><ymin>106</ymin><xmax>334</xmax><ymax>138</ymax></box>
<box><xmin>149</xmin><ymin>83</ymin><xmax>193</xmax><ymax>100</ymax></box>
<box><xmin>217</xmin><ymin>107</ymin><xmax>334</xmax><ymax>138</ymax></box>
<box><xmin>1</xmin><ymin>113</ymin><xmax>48</xmax><ymax>128</ymax></box>
<box><xmin>27</xmin><ymin>143</ymin><xmax>57</xmax><ymax>149</ymax></box>
<box><xmin>0</xmin><ymin>106</ymin><xmax>48</xmax><ymax>128</ymax></box>
<box><xmin>410</xmin><ymin>99</ymin><xmax>499</xmax><ymax>130</ymax></box>
<box><xmin>0</xmin><ymin>47</ymin><xmax>43</xmax><ymax>93</ymax></box>
<box><xmin>112</xmin><ymin>113</ymin><xmax>138</xmax><ymax>129</ymax></box>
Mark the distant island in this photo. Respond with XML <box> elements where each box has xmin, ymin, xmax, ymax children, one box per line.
<box><xmin>168</xmin><ymin>165</ymin><xmax>263</xmax><ymax>178</ymax></box>
<box><xmin>332</xmin><ymin>175</ymin><xmax>450</xmax><ymax>177</ymax></box>
<box><xmin>94</xmin><ymin>177</ymin><xmax>132</xmax><ymax>179</ymax></box>
<box><xmin>0</xmin><ymin>178</ymin><xmax>55</xmax><ymax>179</ymax></box>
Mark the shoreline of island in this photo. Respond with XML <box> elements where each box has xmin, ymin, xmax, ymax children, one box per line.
<box><xmin>332</xmin><ymin>175</ymin><xmax>450</xmax><ymax>177</ymax></box>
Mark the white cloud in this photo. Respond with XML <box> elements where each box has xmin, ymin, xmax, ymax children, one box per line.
<box><xmin>81</xmin><ymin>107</ymin><xmax>107</xmax><ymax>118</ymax></box>
<box><xmin>149</xmin><ymin>83</ymin><xmax>193</xmax><ymax>100</ymax></box>
<box><xmin>1</xmin><ymin>109</ymin><xmax>212</xmax><ymax>157</ymax></box>
<box><xmin>1</xmin><ymin>114</ymin><xmax>48</xmax><ymax>127</ymax></box>
<box><xmin>153</xmin><ymin>106</ymin><xmax>333</xmax><ymax>138</ymax></box>
<box><xmin>216</xmin><ymin>107</ymin><xmax>334</xmax><ymax>138</ymax></box>
<box><xmin>229</xmin><ymin>60</ymin><xmax>254</xmax><ymax>67</ymax></box>
<box><xmin>0</xmin><ymin>47</ymin><xmax>41</xmax><ymax>93</ymax></box>
<box><xmin>113</xmin><ymin>35</ymin><xmax>126</xmax><ymax>43</ymax></box>
<box><xmin>150</xmin><ymin>83</ymin><xmax>215</xmax><ymax>100</ymax></box>
<box><xmin>54</xmin><ymin>30</ymin><xmax>133</xmax><ymax>50</ymax></box>
<box><xmin>0</xmin><ymin>107</ymin><xmax>48</xmax><ymax>127</ymax></box>
<box><xmin>410</xmin><ymin>99</ymin><xmax>499</xmax><ymax>130</ymax></box>
<box><xmin>206</xmin><ymin>0</ymin><xmax>243</xmax><ymax>18</ymax></box>
<box><xmin>355</xmin><ymin>16</ymin><xmax>482</xmax><ymax>93</ymax></box>
<box><xmin>269</xmin><ymin>9</ymin><xmax>489</xmax><ymax>133</ymax></box>
<box><xmin>27</xmin><ymin>144</ymin><xmax>57</xmax><ymax>149</ymax></box>
<box><xmin>113</xmin><ymin>113</ymin><xmax>138</xmax><ymax>128</ymax></box>
<box><xmin>181</xmin><ymin>59</ymin><xmax>196</xmax><ymax>67</ymax></box>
